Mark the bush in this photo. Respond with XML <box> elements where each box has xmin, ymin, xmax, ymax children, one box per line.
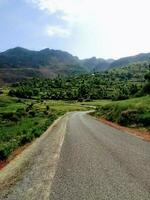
<box><xmin>112</xmin><ymin>93</ymin><xmax>129</xmax><ymax>101</ymax></box>
<box><xmin>143</xmin><ymin>82</ymin><xmax>150</xmax><ymax>94</ymax></box>
<box><xmin>118</xmin><ymin>109</ymin><xmax>150</xmax><ymax>127</ymax></box>
<box><xmin>2</xmin><ymin>112</ymin><xmax>20</xmax><ymax>123</ymax></box>
<box><xmin>26</xmin><ymin>103</ymin><xmax>34</xmax><ymax>112</ymax></box>
<box><xmin>138</xmin><ymin>113</ymin><xmax>150</xmax><ymax>126</ymax></box>
<box><xmin>0</xmin><ymin>141</ymin><xmax>18</xmax><ymax>160</ymax></box>
<box><xmin>0</xmin><ymin>90</ymin><xmax>3</xmax><ymax>95</ymax></box>
<box><xmin>16</xmin><ymin>98</ymin><xmax>23</xmax><ymax>103</ymax></box>
<box><xmin>95</xmin><ymin>96</ymin><xmax>150</xmax><ymax>128</ymax></box>
<box><xmin>31</xmin><ymin>128</ymin><xmax>41</xmax><ymax>137</ymax></box>
<box><xmin>8</xmin><ymin>89</ymin><xmax>16</xmax><ymax>97</ymax></box>
<box><xmin>118</xmin><ymin>109</ymin><xmax>139</xmax><ymax>126</ymax></box>
<box><xmin>46</xmin><ymin>105</ymin><xmax>50</xmax><ymax>111</ymax></box>
<box><xmin>0</xmin><ymin>144</ymin><xmax>12</xmax><ymax>160</ymax></box>
<box><xmin>16</xmin><ymin>108</ymin><xmax>27</xmax><ymax>118</ymax></box>
<box><xmin>19</xmin><ymin>132</ymin><xmax>34</xmax><ymax>145</ymax></box>
<box><xmin>28</xmin><ymin>110</ymin><xmax>36</xmax><ymax>117</ymax></box>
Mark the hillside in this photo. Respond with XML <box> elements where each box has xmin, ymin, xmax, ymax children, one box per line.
<box><xmin>110</xmin><ymin>53</ymin><xmax>150</xmax><ymax>69</ymax></box>
<box><xmin>8</xmin><ymin>61</ymin><xmax>149</xmax><ymax>101</ymax></box>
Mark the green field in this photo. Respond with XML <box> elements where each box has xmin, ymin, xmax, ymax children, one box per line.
<box><xmin>0</xmin><ymin>92</ymin><xmax>88</xmax><ymax>160</ymax></box>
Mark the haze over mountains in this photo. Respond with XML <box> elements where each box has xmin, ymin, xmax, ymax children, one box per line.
<box><xmin>0</xmin><ymin>47</ymin><xmax>150</xmax><ymax>84</ymax></box>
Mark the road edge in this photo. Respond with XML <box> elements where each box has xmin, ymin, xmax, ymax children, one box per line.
<box><xmin>0</xmin><ymin>113</ymin><xmax>68</xmax><ymax>192</ymax></box>
<box><xmin>88</xmin><ymin>113</ymin><xmax>150</xmax><ymax>142</ymax></box>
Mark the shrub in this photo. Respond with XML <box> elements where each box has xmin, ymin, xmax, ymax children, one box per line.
<box><xmin>26</xmin><ymin>103</ymin><xmax>34</xmax><ymax>112</ymax></box>
<box><xmin>16</xmin><ymin>98</ymin><xmax>22</xmax><ymax>103</ymax></box>
<box><xmin>2</xmin><ymin>112</ymin><xmax>20</xmax><ymax>123</ymax></box>
<box><xmin>19</xmin><ymin>132</ymin><xmax>34</xmax><ymax>145</ymax></box>
<box><xmin>112</xmin><ymin>93</ymin><xmax>129</xmax><ymax>101</ymax></box>
<box><xmin>28</xmin><ymin>110</ymin><xmax>36</xmax><ymax>117</ymax></box>
<box><xmin>0</xmin><ymin>141</ymin><xmax>18</xmax><ymax>160</ymax></box>
<box><xmin>8</xmin><ymin>89</ymin><xmax>16</xmax><ymax>97</ymax></box>
<box><xmin>31</xmin><ymin>128</ymin><xmax>41</xmax><ymax>137</ymax></box>
<box><xmin>138</xmin><ymin>113</ymin><xmax>150</xmax><ymax>126</ymax></box>
<box><xmin>118</xmin><ymin>109</ymin><xmax>140</xmax><ymax>126</ymax></box>
<box><xmin>0</xmin><ymin>90</ymin><xmax>3</xmax><ymax>95</ymax></box>
<box><xmin>46</xmin><ymin>105</ymin><xmax>50</xmax><ymax>111</ymax></box>
<box><xmin>16</xmin><ymin>108</ymin><xmax>27</xmax><ymax>118</ymax></box>
<box><xmin>143</xmin><ymin>83</ymin><xmax>150</xmax><ymax>94</ymax></box>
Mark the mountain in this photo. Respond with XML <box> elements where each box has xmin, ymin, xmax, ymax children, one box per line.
<box><xmin>81</xmin><ymin>57</ymin><xmax>114</xmax><ymax>72</ymax></box>
<box><xmin>0</xmin><ymin>47</ymin><xmax>150</xmax><ymax>84</ymax></box>
<box><xmin>0</xmin><ymin>47</ymin><xmax>81</xmax><ymax>68</ymax></box>
<box><xmin>110</xmin><ymin>53</ymin><xmax>150</xmax><ymax>69</ymax></box>
<box><xmin>0</xmin><ymin>47</ymin><xmax>85</xmax><ymax>83</ymax></box>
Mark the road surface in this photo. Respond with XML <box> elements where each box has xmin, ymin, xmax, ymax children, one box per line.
<box><xmin>1</xmin><ymin>112</ymin><xmax>150</xmax><ymax>200</ymax></box>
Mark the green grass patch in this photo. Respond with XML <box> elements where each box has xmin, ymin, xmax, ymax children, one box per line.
<box><xmin>95</xmin><ymin>96</ymin><xmax>150</xmax><ymax>129</ymax></box>
<box><xmin>81</xmin><ymin>100</ymin><xmax>111</xmax><ymax>107</ymax></box>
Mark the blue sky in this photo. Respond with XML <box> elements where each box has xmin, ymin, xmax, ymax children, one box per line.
<box><xmin>0</xmin><ymin>0</ymin><xmax>150</xmax><ymax>59</ymax></box>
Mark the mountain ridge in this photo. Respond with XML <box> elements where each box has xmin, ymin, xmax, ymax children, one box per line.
<box><xmin>0</xmin><ymin>47</ymin><xmax>150</xmax><ymax>84</ymax></box>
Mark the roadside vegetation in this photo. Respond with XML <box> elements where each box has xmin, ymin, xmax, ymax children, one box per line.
<box><xmin>0</xmin><ymin>93</ymin><xmax>87</xmax><ymax>160</ymax></box>
<box><xmin>94</xmin><ymin>96</ymin><xmax>150</xmax><ymax>129</ymax></box>
<box><xmin>0</xmin><ymin>61</ymin><xmax>150</xmax><ymax>161</ymax></box>
<box><xmin>94</xmin><ymin>68</ymin><xmax>150</xmax><ymax>129</ymax></box>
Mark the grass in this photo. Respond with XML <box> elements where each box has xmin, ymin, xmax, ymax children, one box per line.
<box><xmin>0</xmin><ymin>93</ymin><xmax>89</xmax><ymax>160</ymax></box>
<box><xmin>94</xmin><ymin>95</ymin><xmax>150</xmax><ymax>129</ymax></box>
<box><xmin>36</xmin><ymin>100</ymin><xmax>88</xmax><ymax>113</ymax></box>
<box><xmin>81</xmin><ymin>100</ymin><xmax>111</xmax><ymax>107</ymax></box>
<box><xmin>0</xmin><ymin>96</ymin><xmax>26</xmax><ymax>112</ymax></box>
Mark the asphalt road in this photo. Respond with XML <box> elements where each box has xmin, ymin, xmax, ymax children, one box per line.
<box><xmin>49</xmin><ymin>112</ymin><xmax>150</xmax><ymax>200</ymax></box>
<box><xmin>1</xmin><ymin>112</ymin><xmax>150</xmax><ymax>200</ymax></box>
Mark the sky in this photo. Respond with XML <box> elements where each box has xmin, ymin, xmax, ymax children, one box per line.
<box><xmin>0</xmin><ymin>0</ymin><xmax>150</xmax><ymax>59</ymax></box>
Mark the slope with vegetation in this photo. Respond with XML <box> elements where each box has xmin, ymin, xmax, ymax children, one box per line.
<box><xmin>94</xmin><ymin>69</ymin><xmax>150</xmax><ymax>129</ymax></box>
<box><xmin>110</xmin><ymin>52</ymin><xmax>150</xmax><ymax>69</ymax></box>
<box><xmin>95</xmin><ymin>96</ymin><xmax>150</xmax><ymax>129</ymax></box>
<box><xmin>8</xmin><ymin>61</ymin><xmax>149</xmax><ymax>101</ymax></box>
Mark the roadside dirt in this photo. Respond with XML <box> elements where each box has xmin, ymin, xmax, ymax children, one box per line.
<box><xmin>99</xmin><ymin>118</ymin><xmax>150</xmax><ymax>142</ymax></box>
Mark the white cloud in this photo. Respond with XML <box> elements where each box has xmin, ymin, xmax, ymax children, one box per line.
<box><xmin>28</xmin><ymin>0</ymin><xmax>150</xmax><ymax>58</ymax></box>
<box><xmin>30</xmin><ymin>0</ymin><xmax>79</xmax><ymax>14</ymax></box>
<box><xmin>46</xmin><ymin>25</ymin><xmax>71</xmax><ymax>37</ymax></box>
<box><xmin>28</xmin><ymin>0</ymin><xmax>87</xmax><ymax>24</ymax></box>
